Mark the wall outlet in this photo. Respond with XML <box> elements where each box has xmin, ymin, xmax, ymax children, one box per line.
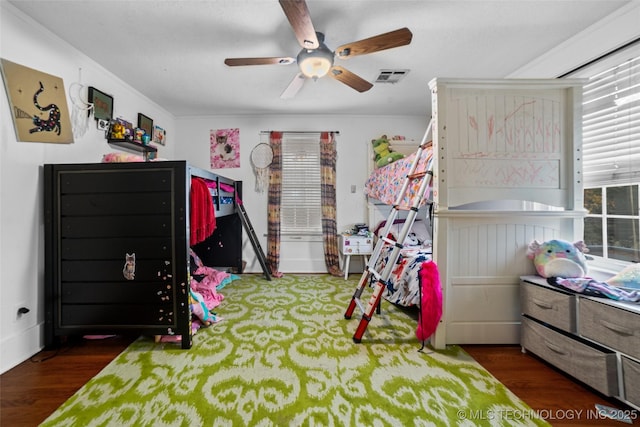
<box><xmin>13</xmin><ymin>303</ymin><xmax>31</xmax><ymax>323</ymax></box>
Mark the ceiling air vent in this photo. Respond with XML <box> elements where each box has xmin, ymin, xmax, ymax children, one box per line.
<box><xmin>375</xmin><ymin>69</ymin><xmax>410</xmax><ymax>83</ymax></box>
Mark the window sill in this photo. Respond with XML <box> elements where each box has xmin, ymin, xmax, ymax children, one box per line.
<box><xmin>278</xmin><ymin>234</ymin><xmax>324</xmax><ymax>242</ymax></box>
<box><xmin>587</xmin><ymin>257</ymin><xmax>632</xmax><ymax>281</ymax></box>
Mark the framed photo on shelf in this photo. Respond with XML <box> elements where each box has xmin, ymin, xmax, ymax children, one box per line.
<box><xmin>153</xmin><ymin>125</ymin><xmax>166</xmax><ymax>145</ymax></box>
<box><xmin>87</xmin><ymin>86</ymin><xmax>114</xmax><ymax>121</ymax></box>
<box><xmin>137</xmin><ymin>113</ymin><xmax>153</xmax><ymax>138</ymax></box>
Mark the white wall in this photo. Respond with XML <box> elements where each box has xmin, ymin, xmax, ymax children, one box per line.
<box><xmin>0</xmin><ymin>3</ymin><xmax>176</xmax><ymax>374</ymax></box>
<box><xmin>176</xmin><ymin>115</ymin><xmax>427</xmax><ymax>273</ymax></box>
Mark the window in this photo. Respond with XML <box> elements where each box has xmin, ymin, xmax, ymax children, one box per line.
<box><xmin>572</xmin><ymin>43</ymin><xmax>640</xmax><ymax>263</ymax></box>
<box><xmin>263</xmin><ymin>132</ymin><xmax>322</xmax><ymax>236</ymax></box>
<box><xmin>584</xmin><ymin>185</ymin><xmax>640</xmax><ymax>262</ymax></box>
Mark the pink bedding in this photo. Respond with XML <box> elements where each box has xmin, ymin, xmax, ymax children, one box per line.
<box><xmin>364</xmin><ymin>147</ymin><xmax>434</xmax><ymax>208</ymax></box>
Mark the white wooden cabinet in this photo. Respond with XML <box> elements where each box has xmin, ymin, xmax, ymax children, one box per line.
<box><xmin>427</xmin><ymin>78</ymin><xmax>586</xmax><ymax>349</ymax></box>
<box><xmin>338</xmin><ymin>233</ymin><xmax>373</xmax><ymax>280</ymax></box>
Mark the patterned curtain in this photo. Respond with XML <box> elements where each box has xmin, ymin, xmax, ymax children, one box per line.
<box><xmin>266</xmin><ymin>131</ymin><xmax>284</xmax><ymax>278</ymax></box>
<box><xmin>320</xmin><ymin>132</ymin><xmax>342</xmax><ymax>277</ymax></box>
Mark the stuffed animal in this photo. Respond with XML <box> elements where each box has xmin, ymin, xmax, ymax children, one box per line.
<box><xmin>404</xmin><ymin>232</ymin><xmax>420</xmax><ymax>246</ymax></box>
<box><xmin>110</xmin><ymin>122</ymin><xmax>125</xmax><ymax>139</ymax></box>
<box><xmin>190</xmin><ymin>289</ymin><xmax>217</xmax><ymax>326</ymax></box>
<box><xmin>606</xmin><ymin>263</ymin><xmax>640</xmax><ymax>289</ymax></box>
<box><xmin>526</xmin><ymin>239</ymin><xmax>589</xmax><ymax>278</ymax></box>
<box><xmin>372</xmin><ymin>135</ymin><xmax>404</xmax><ymax>168</ymax></box>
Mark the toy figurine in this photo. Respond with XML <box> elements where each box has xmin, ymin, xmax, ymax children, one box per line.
<box><xmin>134</xmin><ymin>127</ymin><xmax>145</xmax><ymax>143</ymax></box>
<box><xmin>110</xmin><ymin>121</ymin><xmax>125</xmax><ymax>139</ymax></box>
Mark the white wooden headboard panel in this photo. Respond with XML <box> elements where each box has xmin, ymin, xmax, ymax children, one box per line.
<box><xmin>429</xmin><ymin>78</ymin><xmax>585</xmax><ymax>210</ymax></box>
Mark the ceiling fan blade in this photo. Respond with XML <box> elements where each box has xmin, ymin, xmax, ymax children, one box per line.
<box><xmin>335</xmin><ymin>27</ymin><xmax>413</xmax><ymax>59</ymax></box>
<box><xmin>281</xmin><ymin>73</ymin><xmax>306</xmax><ymax>99</ymax></box>
<box><xmin>225</xmin><ymin>57</ymin><xmax>295</xmax><ymax>66</ymax></box>
<box><xmin>279</xmin><ymin>0</ymin><xmax>319</xmax><ymax>49</ymax></box>
<box><xmin>328</xmin><ymin>66</ymin><xmax>373</xmax><ymax>93</ymax></box>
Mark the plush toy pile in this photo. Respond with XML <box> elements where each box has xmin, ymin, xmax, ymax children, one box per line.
<box><xmin>527</xmin><ymin>238</ymin><xmax>640</xmax><ymax>303</ymax></box>
<box><xmin>371</xmin><ymin>134</ymin><xmax>404</xmax><ymax>168</ymax></box>
<box><xmin>155</xmin><ymin>250</ymin><xmax>239</xmax><ymax>343</ymax></box>
<box><xmin>188</xmin><ymin>248</ymin><xmax>241</xmax><ymax>332</ymax></box>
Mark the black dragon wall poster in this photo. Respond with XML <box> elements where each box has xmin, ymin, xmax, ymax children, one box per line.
<box><xmin>1</xmin><ymin>59</ymin><xmax>74</xmax><ymax>143</ymax></box>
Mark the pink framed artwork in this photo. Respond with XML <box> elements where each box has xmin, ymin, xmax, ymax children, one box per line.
<box><xmin>210</xmin><ymin>128</ymin><xmax>240</xmax><ymax>169</ymax></box>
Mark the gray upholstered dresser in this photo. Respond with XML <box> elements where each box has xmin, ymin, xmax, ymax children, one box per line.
<box><xmin>520</xmin><ymin>275</ymin><xmax>640</xmax><ymax>410</ymax></box>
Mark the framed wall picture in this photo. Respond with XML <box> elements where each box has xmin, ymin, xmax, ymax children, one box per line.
<box><xmin>210</xmin><ymin>128</ymin><xmax>240</xmax><ymax>169</ymax></box>
<box><xmin>137</xmin><ymin>113</ymin><xmax>153</xmax><ymax>138</ymax></box>
<box><xmin>0</xmin><ymin>58</ymin><xmax>74</xmax><ymax>143</ymax></box>
<box><xmin>87</xmin><ymin>86</ymin><xmax>114</xmax><ymax>121</ymax></box>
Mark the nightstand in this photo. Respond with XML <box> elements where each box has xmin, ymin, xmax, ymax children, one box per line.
<box><xmin>338</xmin><ymin>233</ymin><xmax>373</xmax><ymax>280</ymax></box>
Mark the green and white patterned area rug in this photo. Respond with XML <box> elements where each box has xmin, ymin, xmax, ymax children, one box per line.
<box><xmin>41</xmin><ymin>274</ymin><xmax>547</xmax><ymax>426</ymax></box>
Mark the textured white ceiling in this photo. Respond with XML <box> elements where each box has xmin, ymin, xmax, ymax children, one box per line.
<box><xmin>7</xmin><ymin>0</ymin><xmax>631</xmax><ymax>117</ymax></box>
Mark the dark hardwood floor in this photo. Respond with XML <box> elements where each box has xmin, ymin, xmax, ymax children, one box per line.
<box><xmin>1</xmin><ymin>337</ymin><xmax>637</xmax><ymax>426</ymax></box>
<box><xmin>0</xmin><ymin>335</ymin><xmax>135</xmax><ymax>427</ymax></box>
<box><xmin>463</xmin><ymin>345</ymin><xmax>636</xmax><ymax>426</ymax></box>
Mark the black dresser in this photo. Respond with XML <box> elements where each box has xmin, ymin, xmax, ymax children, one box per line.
<box><xmin>43</xmin><ymin>161</ymin><xmax>241</xmax><ymax>349</ymax></box>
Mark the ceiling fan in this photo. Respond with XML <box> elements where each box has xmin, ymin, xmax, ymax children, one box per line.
<box><xmin>224</xmin><ymin>0</ymin><xmax>413</xmax><ymax>98</ymax></box>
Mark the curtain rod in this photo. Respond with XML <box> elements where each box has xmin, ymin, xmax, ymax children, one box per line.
<box><xmin>259</xmin><ymin>131</ymin><xmax>340</xmax><ymax>135</ymax></box>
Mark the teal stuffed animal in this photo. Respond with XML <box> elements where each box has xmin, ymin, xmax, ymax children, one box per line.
<box><xmin>526</xmin><ymin>239</ymin><xmax>589</xmax><ymax>278</ymax></box>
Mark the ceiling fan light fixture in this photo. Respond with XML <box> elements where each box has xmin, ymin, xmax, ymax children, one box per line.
<box><xmin>297</xmin><ymin>46</ymin><xmax>334</xmax><ymax>79</ymax></box>
<box><xmin>225</xmin><ymin>2</ymin><xmax>413</xmax><ymax>96</ymax></box>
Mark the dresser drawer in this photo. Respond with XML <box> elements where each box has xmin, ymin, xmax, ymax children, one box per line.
<box><xmin>522</xmin><ymin>316</ymin><xmax>618</xmax><ymax>396</ymax></box>
<box><xmin>521</xmin><ymin>281</ymin><xmax>576</xmax><ymax>332</ymax></box>
<box><xmin>60</xmin><ymin>169</ymin><xmax>172</xmax><ymax>193</ymax></box>
<box><xmin>60</xmin><ymin>192</ymin><xmax>172</xmax><ymax>216</ymax></box>
<box><xmin>61</xmin><ymin>237</ymin><xmax>172</xmax><ymax>260</ymax></box>
<box><xmin>61</xmin><ymin>303</ymin><xmax>176</xmax><ymax>327</ymax></box>
<box><xmin>622</xmin><ymin>356</ymin><xmax>640</xmax><ymax>406</ymax></box>
<box><xmin>61</xmin><ymin>215</ymin><xmax>173</xmax><ymax>238</ymax></box>
<box><xmin>578</xmin><ymin>298</ymin><xmax>640</xmax><ymax>360</ymax></box>
<box><xmin>61</xmin><ymin>258</ymin><xmax>174</xmax><ymax>282</ymax></box>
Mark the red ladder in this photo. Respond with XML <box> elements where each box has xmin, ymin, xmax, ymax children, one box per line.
<box><xmin>344</xmin><ymin>119</ymin><xmax>434</xmax><ymax>343</ymax></box>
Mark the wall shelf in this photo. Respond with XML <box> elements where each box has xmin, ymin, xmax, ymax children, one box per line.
<box><xmin>108</xmin><ymin>139</ymin><xmax>157</xmax><ymax>160</ymax></box>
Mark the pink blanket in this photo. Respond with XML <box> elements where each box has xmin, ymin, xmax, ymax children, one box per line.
<box><xmin>191</xmin><ymin>266</ymin><xmax>227</xmax><ymax>309</ymax></box>
<box><xmin>364</xmin><ymin>148</ymin><xmax>433</xmax><ymax>209</ymax></box>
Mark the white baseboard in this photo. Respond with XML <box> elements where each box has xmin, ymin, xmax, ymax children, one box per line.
<box><xmin>0</xmin><ymin>323</ymin><xmax>43</xmax><ymax>374</ymax></box>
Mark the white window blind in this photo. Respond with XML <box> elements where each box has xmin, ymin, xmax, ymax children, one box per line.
<box><xmin>582</xmin><ymin>54</ymin><xmax>640</xmax><ymax>186</ymax></box>
<box><xmin>265</xmin><ymin>132</ymin><xmax>322</xmax><ymax>235</ymax></box>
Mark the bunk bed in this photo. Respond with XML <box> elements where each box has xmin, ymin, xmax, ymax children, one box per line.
<box><xmin>364</xmin><ymin>78</ymin><xmax>585</xmax><ymax>349</ymax></box>
<box><xmin>43</xmin><ymin>160</ymin><xmax>242</xmax><ymax>349</ymax></box>
<box><xmin>365</xmin><ymin>144</ymin><xmax>435</xmax><ymax>308</ymax></box>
